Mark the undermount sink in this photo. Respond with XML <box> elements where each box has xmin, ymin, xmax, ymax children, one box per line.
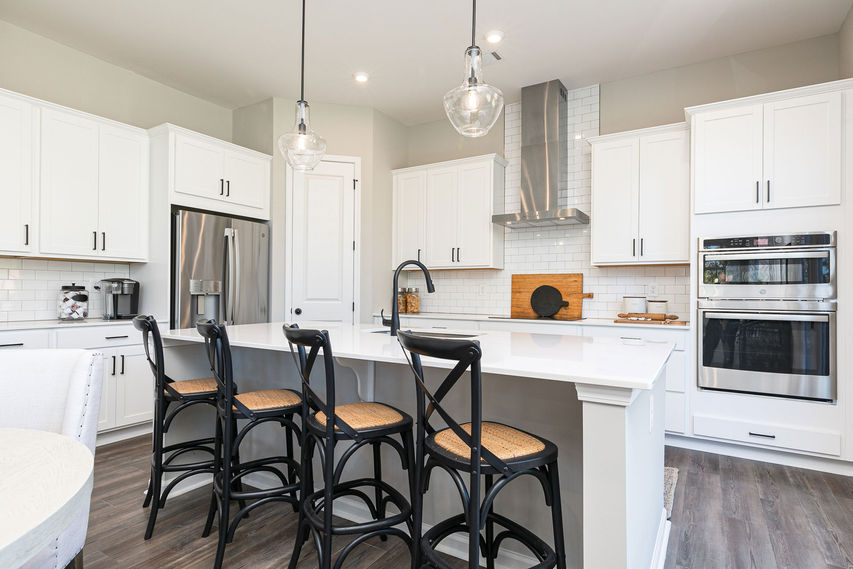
<box><xmin>366</xmin><ymin>328</ymin><xmax>478</xmax><ymax>339</ymax></box>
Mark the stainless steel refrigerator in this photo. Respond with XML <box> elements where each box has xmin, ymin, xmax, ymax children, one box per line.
<box><xmin>172</xmin><ymin>209</ymin><xmax>269</xmax><ymax>328</ymax></box>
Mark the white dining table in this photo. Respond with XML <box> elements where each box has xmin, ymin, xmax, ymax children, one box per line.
<box><xmin>0</xmin><ymin>428</ymin><xmax>94</xmax><ymax>569</ymax></box>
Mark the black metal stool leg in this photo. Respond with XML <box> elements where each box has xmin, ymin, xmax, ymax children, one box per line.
<box><xmin>202</xmin><ymin>414</ymin><xmax>223</xmax><ymax>538</ymax></box>
<box><xmin>286</xmin><ymin>422</ymin><xmax>298</xmax><ymax>512</ymax></box>
<box><xmin>484</xmin><ymin>474</ymin><xmax>495</xmax><ymax>569</ymax></box>
<box><xmin>373</xmin><ymin>441</ymin><xmax>388</xmax><ymax>541</ymax></box>
<box><xmin>287</xmin><ymin>435</ymin><xmax>314</xmax><ymax>569</ymax></box>
<box><xmin>548</xmin><ymin>462</ymin><xmax>567</xmax><ymax>569</ymax></box>
<box><xmin>403</xmin><ymin>428</ymin><xmax>421</xmax><ymax>569</ymax></box>
<box><xmin>143</xmin><ymin>466</ymin><xmax>162</xmax><ymax>540</ymax></box>
<box><xmin>213</xmin><ymin>418</ymin><xmax>233</xmax><ymax>569</ymax></box>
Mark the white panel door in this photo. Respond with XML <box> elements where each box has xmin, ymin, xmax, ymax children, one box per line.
<box><xmin>173</xmin><ymin>133</ymin><xmax>225</xmax><ymax>200</ymax></box>
<box><xmin>591</xmin><ymin>137</ymin><xmax>639</xmax><ymax>264</ymax></box>
<box><xmin>693</xmin><ymin>104</ymin><xmax>763</xmax><ymax>214</ymax></box>
<box><xmin>114</xmin><ymin>347</ymin><xmax>154</xmax><ymax>426</ymax></box>
<box><xmin>290</xmin><ymin>160</ymin><xmax>356</xmax><ymax>323</ymax></box>
<box><xmin>763</xmin><ymin>92</ymin><xmax>842</xmax><ymax>209</ymax></box>
<box><xmin>638</xmin><ymin>129</ymin><xmax>690</xmax><ymax>263</ymax></box>
<box><xmin>0</xmin><ymin>93</ymin><xmax>34</xmax><ymax>253</ymax></box>
<box><xmin>456</xmin><ymin>161</ymin><xmax>492</xmax><ymax>267</ymax></box>
<box><xmin>392</xmin><ymin>170</ymin><xmax>427</xmax><ymax>267</ymax></box>
<box><xmin>98</xmin><ymin>125</ymin><xmax>149</xmax><ymax>260</ymax></box>
<box><xmin>224</xmin><ymin>151</ymin><xmax>269</xmax><ymax>210</ymax></box>
<box><xmin>424</xmin><ymin>166</ymin><xmax>458</xmax><ymax>268</ymax></box>
<box><xmin>98</xmin><ymin>354</ymin><xmax>117</xmax><ymax>431</ymax></box>
<box><xmin>40</xmin><ymin>108</ymin><xmax>101</xmax><ymax>257</ymax></box>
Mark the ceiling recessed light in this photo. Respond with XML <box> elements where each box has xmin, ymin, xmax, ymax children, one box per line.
<box><xmin>353</xmin><ymin>72</ymin><xmax>369</xmax><ymax>83</ymax></box>
<box><xmin>486</xmin><ymin>30</ymin><xmax>503</xmax><ymax>44</ymax></box>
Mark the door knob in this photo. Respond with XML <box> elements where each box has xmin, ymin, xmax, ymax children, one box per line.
<box><xmin>294</xmin><ymin>308</ymin><xmax>302</xmax><ymax>315</ymax></box>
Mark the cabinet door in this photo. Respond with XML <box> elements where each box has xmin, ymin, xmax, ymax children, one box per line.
<box><xmin>98</xmin><ymin>125</ymin><xmax>149</xmax><ymax>260</ymax></box>
<box><xmin>456</xmin><ymin>161</ymin><xmax>492</xmax><ymax>267</ymax></box>
<box><xmin>424</xmin><ymin>166</ymin><xmax>459</xmax><ymax>267</ymax></box>
<box><xmin>693</xmin><ymin>104</ymin><xmax>763</xmax><ymax>214</ymax></box>
<box><xmin>638</xmin><ymin>129</ymin><xmax>689</xmax><ymax>263</ymax></box>
<box><xmin>591</xmin><ymin>137</ymin><xmax>639</xmax><ymax>264</ymax></box>
<box><xmin>173</xmin><ymin>133</ymin><xmax>225</xmax><ymax>200</ymax></box>
<box><xmin>763</xmin><ymin>92</ymin><xmax>842</xmax><ymax>209</ymax></box>
<box><xmin>114</xmin><ymin>347</ymin><xmax>154</xmax><ymax>427</ymax></box>
<box><xmin>98</xmin><ymin>352</ymin><xmax>117</xmax><ymax>431</ymax></box>
<box><xmin>0</xmin><ymin>94</ymin><xmax>34</xmax><ymax>253</ymax></box>
<box><xmin>223</xmin><ymin>151</ymin><xmax>269</xmax><ymax>210</ymax></box>
<box><xmin>40</xmin><ymin>108</ymin><xmax>101</xmax><ymax>257</ymax></box>
<box><xmin>392</xmin><ymin>170</ymin><xmax>427</xmax><ymax>267</ymax></box>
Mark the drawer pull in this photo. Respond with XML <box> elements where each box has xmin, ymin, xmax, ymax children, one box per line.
<box><xmin>120</xmin><ymin>355</ymin><xmax>125</xmax><ymax>375</ymax></box>
<box><xmin>112</xmin><ymin>355</ymin><xmax>116</xmax><ymax>376</ymax></box>
<box><xmin>105</xmin><ymin>335</ymin><xmax>129</xmax><ymax>340</ymax></box>
<box><xmin>0</xmin><ymin>343</ymin><xmax>24</xmax><ymax>348</ymax></box>
<box><xmin>620</xmin><ymin>336</ymin><xmax>642</xmax><ymax>341</ymax></box>
<box><xmin>748</xmin><ymin>431</ymin><xmax>776</xmax><ymax>439</ymax></box>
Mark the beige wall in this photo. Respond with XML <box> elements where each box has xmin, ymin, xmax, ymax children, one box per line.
<box><xmin>841</xmin><ymin>6</ymin><xmax>853</xmax><ymax>78</ymax></box>
<box><xmin>600</xmin><ymin>34</ymin><xmax>840</xmax><ymax>134</ymax></box>
<box><xmin>406</xmin><ymin>111</ymin><xmax>505</xmax><ymax>166</ymax></box>
<box><xmin>0</xmin><ymin>19</ymin><xmax>232</xmax><ymax>140</ymax></box>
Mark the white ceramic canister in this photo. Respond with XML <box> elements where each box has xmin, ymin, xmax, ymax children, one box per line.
<box><xmin>622</xmin><ymin>296</ymin><xmax>647</xmax><ymax>314</ymax></box>
<box><xmin>647</xmin><ymin>299</ymin><xmax>668</xmax><ymax>315</ymax></box>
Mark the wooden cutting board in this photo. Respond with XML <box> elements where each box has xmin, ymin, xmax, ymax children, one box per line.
<box><xmin>511</xmin><ymin>273</ymin><xmax>593</xmax><ymax>321</ymax></box>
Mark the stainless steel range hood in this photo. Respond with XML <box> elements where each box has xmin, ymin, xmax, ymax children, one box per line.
<box><xmin>492</xmin><ymin>79</ymin><xmax>589</xmax><ymax>228</ymax></box>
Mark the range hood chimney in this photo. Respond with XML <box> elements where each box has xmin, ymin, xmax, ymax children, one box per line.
<box><xmin>492</xmin><ymin>79</ymin><xmax>589</xmax><ymax>228</ymax></box>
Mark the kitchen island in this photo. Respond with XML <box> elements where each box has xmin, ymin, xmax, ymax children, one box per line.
<box><xmin>164</xmin><ymin>321</ymin><xmax>674</xmax><ymax>569</ymax></box>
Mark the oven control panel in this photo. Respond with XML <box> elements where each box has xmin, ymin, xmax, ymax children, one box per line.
<box><xmin>701</xmin><ymin>232</ymin><xmax>835</xmax><ymax>251</ymax></box>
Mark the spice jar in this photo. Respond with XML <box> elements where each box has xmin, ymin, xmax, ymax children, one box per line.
<box><xmin>406</xmin><ymin>288</ymin><xmax>420</xmax><ymax>313</ymax></box>
<box><xmin>58</xmin><ymin>283</ymin><xmax>89</xmax><ymax>321</ymax></box>
<box><xmin>397</xmin><ymin>288</ymin><xmax>408</xmax><ymax>314</ymax></box>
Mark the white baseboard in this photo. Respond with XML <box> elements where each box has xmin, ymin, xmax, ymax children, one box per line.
<box><xmin>245</xmin><ymin>471</ymin><xmax>540</xmax><ymax>569</ymax></box>
<box><xmin>649</xmin><ymin>509</ymin><xmax>670</xmax><ymax>569</ymax></box>
<box><xmin>666</xmin><ymin>434</ymin><xmax>853</xmax><ymax>476</ymax></box>
<box><xmin>96</xmin><ymin>422</ymin><xmax>151</xmax><ymax>447</ymax></box>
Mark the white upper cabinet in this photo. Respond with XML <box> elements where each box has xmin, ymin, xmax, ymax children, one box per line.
<box><xmin>391</xmin><ymin>169</ymin><xmax>427</xmax><ymax>267</ymax></box>
<box><xmin>393</xmin><ymin>154</ymin><xmax>505</xmax><ymax>270</ymax></box>
<box><xmin>157</xmin><ymin>124</ymin><xmax>271</xmax><ymax>220</ymax></box>
<box><xmin>40</xmin><ymin>107</ymin><xmax>149</xmax><ymax>261</ymax></box>
<box><xmin>690</xmin><ymin>87</ymin><xmax>844</xmax><ymax>214</ymax></box>
<box><xmin>590</xmin><ymin>124</ymin><xmax>689</xmax><ymax>265</ymax></box>
<box><xmin>0</xmin><ymin>92</ymin><xmax>34</xmax><ymax>253</ymax></box>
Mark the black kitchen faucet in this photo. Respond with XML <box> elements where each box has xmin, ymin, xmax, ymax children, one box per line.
<box><xmin>390</xmin><ymin>260</ymin><xmax>435</xmax><ymax>336</ymax></box>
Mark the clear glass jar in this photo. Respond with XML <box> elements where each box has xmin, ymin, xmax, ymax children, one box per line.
<box><xmin>58</xmin><ymin>283</ymin><xmax>89</xmax><ymax>321</ymax></box>
<box><xmin>407</xmin><ymin>288</ymin><xmax>420</xmax><ymax>314</ymax></box>
<box><xmin>397</xmin><ymin>288</ymin><xmax>408</xmax><ymax>314</ymax></box>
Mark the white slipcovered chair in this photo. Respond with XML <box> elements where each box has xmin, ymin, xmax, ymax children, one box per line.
<box><xmin>0</xmin><ymin>349</ymin><xmax>103</xmax><ymax>569</ymax></box>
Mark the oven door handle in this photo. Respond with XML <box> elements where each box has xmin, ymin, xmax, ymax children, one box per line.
<box><xmin>703</xmin><ymin>251</ymin><xmax>831</xmax><ymax>262</ymax></box>
<box><xmin>704</xmin><ymin>312</ymin><xmax>830</xmax><ymax>323</ymax></box>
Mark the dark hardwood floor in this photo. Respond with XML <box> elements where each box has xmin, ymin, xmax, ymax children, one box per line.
<box><xmin>83</xmin><ymin>436</ymin><xmax>853</xmax><ymax>568</ymax></box>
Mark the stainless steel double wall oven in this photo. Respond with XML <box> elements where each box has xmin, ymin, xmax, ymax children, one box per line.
<box><xmin>698</xmin><ymin>232</ymin><xmax>837</xmax><ymax>401</ymax></box>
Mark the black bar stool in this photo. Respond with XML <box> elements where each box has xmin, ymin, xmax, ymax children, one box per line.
<box><xmin>283</xmin><ymin>324</ymin><xmax>416</xmax><ymax>569</ymax></box>
<box><xmin>397</xmin><ymin>331</ymin><xmax>567</xmax><ymax>569</ymax></box>
<box><xmin>196</xmin><ymin>321</ymin><xmax>303</xmax><ymax>569</ymax></box>
<box><xmin>133</xmin><ymin>315</ymin><xmax>219</xmax><ymax>540</ymax></box>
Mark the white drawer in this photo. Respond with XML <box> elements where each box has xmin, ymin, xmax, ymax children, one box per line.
<box><xmin>56</xmin><ymin>323</ymin><xmax>140</xmax><ymax>349</ymax></box>
<box><xmin>479</xmin><ymin>320</ymin><xmax>581</xmax><ymax>335</ymax></box>
<box><xmin>665</xmin><ymin>392</ymin><xmax>686</xmax><ymax>433</ymax></box>
<box><xmin>581</xmin><ymin>325</ymin><xmax>687</xmax><ymax>350</ymax></box>
<box><xmin>0</xmin><ymin>330</ymin><xmax>51</xmax><ymax>349</ymax></box>
<box><xmin>665</xmin><ymin>350</ymin><xmax>687</xmax><ymax>392</ymax></box>
<box><xmin>693</xmin><ymin>413</ymin><xmax>841</xmax><ymax>456</ymax></box>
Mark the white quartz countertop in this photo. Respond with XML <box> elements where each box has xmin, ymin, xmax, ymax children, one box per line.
<box><xmin>166</xmin><ymin>321</ymin><xmax>674</xmax><ymax>391</ymax></box>
<box><xmin>0</xmin><ymin>319</ymin><xmax>150</xmax><ymax>332</ymax></box>
<box><xmin>373</xmin><ymin>311</ymin><xmax>692</xmax><ymax>330</ymax></box>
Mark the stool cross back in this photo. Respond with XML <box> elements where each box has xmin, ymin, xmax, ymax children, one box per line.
<box><xmin>284</xmin><ymin>324</ymin><xmax>416</xmax><ymax>569</ymax></box>
<box><xmin>397</xmin><ymin>330</ymin><xmax>567</xmax><ymax>569</ymax></box>
<box><xmin>133</xmin><ymin>314</ymin><xmax>217</xmax><ymax>540</ymax></box>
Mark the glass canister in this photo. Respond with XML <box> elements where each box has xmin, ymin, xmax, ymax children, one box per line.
<box><xmin>58</xmin><ymin>283</ymin><xmax>89</xmax><ymax>321</ymax></box>
<box><xmin>406</xmin><ymin>287</ymin><xmax>420</xmax><ymax>314</ymax></box>
<box><xmin>397</xmin><ymin>287</ymin><xmax>408</xmax><ymax>314</ymax></box>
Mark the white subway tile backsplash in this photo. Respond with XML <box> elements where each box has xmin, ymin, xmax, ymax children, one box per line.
<box><xmin>405</xmin><ymin>83</ymin><xmax>691</xmax><ymax>320</ymax></box>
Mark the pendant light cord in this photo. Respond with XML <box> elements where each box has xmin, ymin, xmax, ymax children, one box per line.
<box><xmin>300</xmin><ymin>0</ymin><xmax>306</xmax><ymax>102</ymax></box>
<box><xmin>471</xmin><ymin>0</ymin><xmax>476</xmax><ymax>47</ymax></box>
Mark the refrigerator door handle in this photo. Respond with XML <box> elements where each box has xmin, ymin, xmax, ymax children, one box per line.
<box><xmin>232</xmin><ymin>228</ymin><xmax>241</xmax><ymax>324</ymax></box>
<box><xmin>223</xmin><ymin>228</ymin><xmax>235</xmax><ymax>325</ymax></box>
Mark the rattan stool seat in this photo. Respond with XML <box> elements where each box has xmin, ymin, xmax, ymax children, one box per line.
<box><xmin>314</xmin><ymin>402</ymin><xmax>404</xmax><ymax>431</ymax></box>
<box><xmin>432</xmin><ymin>422</ymin><xmax>546</xmax><ymax>461</ymax></box>
<box><xmin>166</xmin><ymin>377</ymin><xmax>218</xmax><ymax>396</ymax></box>
<box><xmin>234</xmin><ymin>389</ymin><xmax>302</xmax><ymax>412</ymax></box>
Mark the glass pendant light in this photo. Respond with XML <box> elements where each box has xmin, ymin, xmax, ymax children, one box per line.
<box><xmin>444</xmin><ymin>0</ymin><xmax>504</xmax><ymax>138</ymax></box>
<box><xmin>278</xmin><ymin>0</ymin><xmax>326</xmax><ymax>170</ymax></box>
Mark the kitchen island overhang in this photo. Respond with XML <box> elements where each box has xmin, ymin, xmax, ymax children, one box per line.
<box><xmin>164</xmin><ymin>322</ymin><xmax>674</xmax><ymax>569</ymax></box>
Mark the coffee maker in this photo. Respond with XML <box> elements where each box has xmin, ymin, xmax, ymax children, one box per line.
<box><xmin>100</xmin><ymin>278</ymin><xmax>140</xmax><ymax>320</ymax></box>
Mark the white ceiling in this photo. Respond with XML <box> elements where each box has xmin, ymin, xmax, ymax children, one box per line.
<box><xmin>0</xmin><ymin>0</ymin><xmax>851</xmax><ymax>125</ymax></box>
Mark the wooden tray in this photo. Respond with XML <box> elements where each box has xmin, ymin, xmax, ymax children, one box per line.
<box><xmin>511</xmin><ymin>274</ymin><xmax>593</xmax><ymax>321</ymax></box>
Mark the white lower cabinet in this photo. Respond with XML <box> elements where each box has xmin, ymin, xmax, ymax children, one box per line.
<box><xmin>693</xmin><ymin>414</ymin><xmax>841</xmax><ymax>457</ymax></box>
<box><xmin>0</xmin><ymin>329</ymin><xmax>51</xmax><ymax>349</ymax></box>
<box><xmin>99</xmin><ymin>345</ymin><xmax>153</xmax><ymax>431</ymax></box>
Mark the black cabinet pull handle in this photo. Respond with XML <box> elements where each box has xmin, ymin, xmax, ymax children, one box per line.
<box><xmin>766</xmin><ymin>180</ymin><xmax>770</xmax><ymax>202</ymax></box>
<box><xmin>451</xmin><ymin>248</ymin><xmax>455</xmax><ymax>262</ymax></box>
<box><xmin>104</xmin><ymin>335</ymin><xmax>129</xmax><ymax>340</ymax></box>
<box><xmin>640</xmin><ymin>238</ymin><xmax>644</xmax><ymax>256</ymax></box>
<box><xmin>24</xmin><ymin>224</ymin><xmax>28</xmax><ymax>246</ymax></box>
<box><xmin>226</xmin><ymin>180</ymin><xmax>230</xmax><ymax>197</ymax></box>
<box><xmin>755</xmin><ymin>181</ymin><xmax>759</xmax><ymax>203</ymax></box>
<box><xmin>748</xmin><ymin>431</ymin><xmax>776</xmax><ymax>439</ymax></box>
<box><xmin>120</xmin><ymin>355</ymin><xmax>125</xmax><ymax>375</ymax></box>
<box><xmin>93</xmin><ymin>231</ymin><xmax>97</xmax><ymax>250</ymax></box>
<box><xmin>220</xmin><ymin>179</ymin><xmax>225</xmax><ymax>195</ymax></box>
<box><xmin>417</xmin><ymin>248</ymin><xmax>421</xmax><ymax>262</ymax></box>
<box><xmin>457</xmin><ymin>247</ymin><xmax>461</xmax><ymax>262</ymax></box>
<box><xmin>112</xmin><ymin>355</ymin><xmax>116</xmax><ymax>376</ymax></box>
<box><xmin>102</xmin><ymin>232</ymin><xmax>106</xmax><ymax>251</ymax></box>
<box><xmin>632</xmin><ymin>238</ymin><xmax>636</xmax><ymax>257</ymax></box>
<box><xmin>0</xmin><ymin>343</ymin><xmax>24</xmax><ymax>348</ymax></box>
